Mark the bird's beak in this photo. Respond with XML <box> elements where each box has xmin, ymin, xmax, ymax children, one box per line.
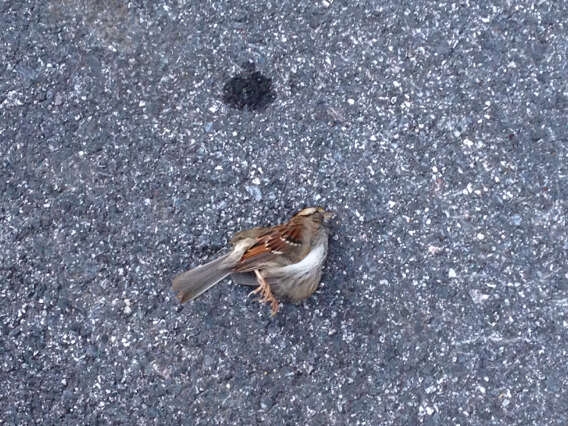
<box><xmin>323</xmin><ymin>210</ymin><xmax>335</xmax><ymax>220</ymax></box>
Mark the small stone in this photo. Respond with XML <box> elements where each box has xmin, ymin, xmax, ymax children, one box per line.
<box><xmin>511</xmin><ymin>214</ymin><xmax>521</xmax><ymax>226</ymax></box>
<box><xmin>245</xmin><ymin>185</ymin><xmax>262</xmax><ymax>201</ymax></box>
<box><xmin>469</xmin><ymin>289</ymin><xmax>489</xmax><ymax>304</ymax></box>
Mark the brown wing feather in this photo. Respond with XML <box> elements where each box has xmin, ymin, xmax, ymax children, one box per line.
<box><xmin>233</xmin><ymin>222</ymin><xmax>303</xmax><ymax>272</ymax></box>
<box><xmin>241</xmin><ymin>240</ymin><xmax>273</xmax><ymax>259</ymax></box>
<box><xmin>286</xmin><ymin>226</ymin><xmax>301</xmax><ymax>244</ymax></box>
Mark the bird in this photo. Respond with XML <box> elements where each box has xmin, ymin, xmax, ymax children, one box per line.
<box><xmin>172</xmin><ymin>207</ymin><xmax>332</xmax><ymax>314</ymax></box>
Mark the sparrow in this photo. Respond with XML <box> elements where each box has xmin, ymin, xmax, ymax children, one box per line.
<box><xmin>172</xmin><ymin>207</ymin><xmax>332</xmax><ymax>314</ymax></box>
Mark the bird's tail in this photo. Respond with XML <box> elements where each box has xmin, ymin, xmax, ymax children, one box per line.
<box><xmin>172</xmin><ymin>254</ymin><xmax>232</xmax><ymax>303</ymax></box>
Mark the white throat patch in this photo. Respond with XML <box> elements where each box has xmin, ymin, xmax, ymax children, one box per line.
<box><xmin>279</xmin><ymin>243</ymin><xmax>326</xmax><ymax>275</ymax></box>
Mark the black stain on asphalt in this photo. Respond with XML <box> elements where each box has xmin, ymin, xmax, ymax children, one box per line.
<box><xmin>222</xmin><ymin>63</ymin><xmax>275</xmax><ymax>111</ymax></box>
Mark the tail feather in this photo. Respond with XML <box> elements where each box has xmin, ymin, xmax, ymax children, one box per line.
<box><xmin>172</xmin><ymin>254</ymin><xmax>231</xmax><ymax>303</ymax></box>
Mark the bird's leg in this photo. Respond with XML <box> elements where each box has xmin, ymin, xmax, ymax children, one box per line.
<box><xmin>248</xmin><ymin>270</ymin><xmax>279</xmax><ymax>315</ymax></box>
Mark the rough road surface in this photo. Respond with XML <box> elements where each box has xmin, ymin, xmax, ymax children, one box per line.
<box><xmin>1</xmin><ymin>1</ymin><xmax>567</xmax><ymax>424</ymax></box>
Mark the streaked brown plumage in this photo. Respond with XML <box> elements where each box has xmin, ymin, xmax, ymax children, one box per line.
<box><xmin>172</xmin><ymin>207</ymin><xmax>332</xmax><ymax>314</ymax></box>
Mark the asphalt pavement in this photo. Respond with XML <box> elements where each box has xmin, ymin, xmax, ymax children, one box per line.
<box><xmin>1</xmin><ymin>1</ymin><xmax>567</xmax><ymax>424</ymax></box>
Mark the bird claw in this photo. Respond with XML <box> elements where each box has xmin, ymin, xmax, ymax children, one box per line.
<box><xmin>249</xmin><ymin>270</ymin><xmax>279</xmax><ymax>315</ymax></box>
